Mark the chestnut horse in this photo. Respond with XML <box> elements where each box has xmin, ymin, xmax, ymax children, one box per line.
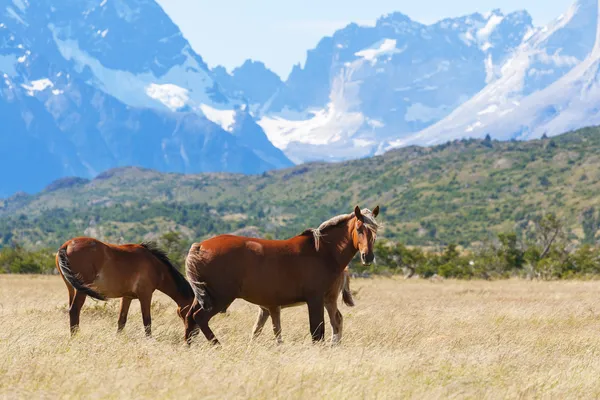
<box><xmin>185</xmin><ymin>205</ymin><xmax>379</xmax><ymax>345</ymax></box>
<box><xmin>56</xmin><ymin>237</ymin><xmax>194</xmax><ymax>336</ymax></box>
<box><xmin>251</xmin><ymin>266</ymin><xmax>355</xmax><ymax>343</ymax></box>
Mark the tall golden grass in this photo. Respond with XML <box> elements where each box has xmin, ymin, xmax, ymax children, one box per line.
<box><xmin>2</xmin><ymin>275</ymin><xmax>600</xmax><ymax>399</ymax></box>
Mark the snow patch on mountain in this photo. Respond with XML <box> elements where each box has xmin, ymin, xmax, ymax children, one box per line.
<box><xmin>259</xmin><ymin>104</ymin><xmax>365</xmax><ymax>151</ymax></box>
<box><xmin>145</xmin><ymin>83</ymin><xmax>188</xmax><ymax>111</ymax></box>
<box><xmin>49</xmin><ymin>23</ymin><xmax>230</xmax><ymax>112</ymax></box>
<box><xmin>354</xmin><ymin>39</ymin><xmax>405</xmax><ymax>65</ymax></box>
<box><xmin>21</xmin><ymin>78</ymin><xmax>53</xmax><ymax>95</ymax></box>
<box><xmin>395</xmin><ymin>0</ymin><xmax>600</xmax><ymax>148</ymax></box>
<box><xmin>199</xmin><ymin>104</ymin><xmax>236</xmax><ymax>132</ymax></box>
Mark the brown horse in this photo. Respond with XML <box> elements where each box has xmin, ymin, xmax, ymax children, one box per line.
<box><xmin>251</xmin><ymin>266</ymin><xmax>355</xmax><ymax>344</ymax></box>
<box><xmin>55</xmin><ymin>237</ymin><xmax>194</xmax><ymax>336</ymax></box>
<box><xmin>184</xmin><ymin>205</ymin><xmax>379</xmax><ymax>345</ymax></box>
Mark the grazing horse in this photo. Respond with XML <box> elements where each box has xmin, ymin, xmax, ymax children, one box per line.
<box><xmin>55</xmin><ymin>237</ymin><xmax>194</xmax><ymax>336</ymax></box>
<box><xmin>251</xmin><ymin>266</ymin><xmax>355</xmax><ymax>343</ymax></box>
<box><xmin>185</xmin><ymin>205</ymin><xmax>379</xmax><ymax>345</ymax></box>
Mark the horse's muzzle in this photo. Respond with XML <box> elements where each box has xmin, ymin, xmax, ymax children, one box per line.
<box><xmin>361</xmin><ymin>252</ymin><xmax>375</xmax><ymax>265</ymax></box>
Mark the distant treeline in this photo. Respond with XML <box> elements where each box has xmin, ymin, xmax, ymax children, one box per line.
<box><xmin>2</xmin><ymin>214</ymin><xmax>600</xmax><ymax>279</ymax></box>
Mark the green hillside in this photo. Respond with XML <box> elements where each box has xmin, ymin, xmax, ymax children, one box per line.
<box><xmin>2</xmin><ymin>127</ymin><xmax>600</xmax><ymax>249</ymax></box>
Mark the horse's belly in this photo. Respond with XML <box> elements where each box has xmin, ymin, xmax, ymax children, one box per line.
<box><xmin>240</xmin><ymin>292</ymin><xmax>304</xmax><ymax>308</ymax></box>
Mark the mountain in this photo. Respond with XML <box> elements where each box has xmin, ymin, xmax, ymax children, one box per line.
<box><xmin>0</xmin><ymin>0</ymin><xmax>292</xmax><ymax>197</ymax></box>
<box><xmin>398</xmin><ymin>0</ymin><xmax>600</xmax><ymax>147</ymax></box>
<box><xmin>220</xmin><ymin>10</ymin><xmax>534</xmax><ymax>163</ymax></box>
<box><xmin>2</xmin><ymin>127</ymin><xmax>600</xmax><ymax>249</ymax></box>
<box><xmin>211</xmin><ymin>60</ymin><xmax>283</xmax><ymax>109</ymax></box>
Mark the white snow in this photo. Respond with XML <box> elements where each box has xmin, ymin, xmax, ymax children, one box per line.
<box><xmin>51</xmin><ymin>89</ymin><xmax>63</xmax><ymax>95</ymax></box>
<box><xmin>145</xmin><ymin>83</ymin><xmax>189</xmax><ymax>111</ymax></box>
<box><xmin>393</xmin><ymin>0</ymin><xmax>600</xmax><ymax>148</ymax></box>
<box><xmin>21</xmin><ymin>78</ymin><xmax>53</xmax><ymax>95</ymax></box>
<box><xmin>481</xmin><ymin>42</ymin><xmax>493</xmax><ymax>52</ymax></box>
<box><xmin>17</xmin><ymin>50</ymin><xmax>29</xmax><ymax>63</ymax></box>
<box><xmin>49</xmin><ymin>24</ymin><xmax>239</xmax><ymax>115</ymax></box>
<box><xmin>259</xmin><ymin>104</ymin><xmax>364</xmax><ymax>149</ymax></box>
<box><xmin>97</xmin><ymin>29</ymin><xmax>108</xmax><ymax>38</ymax></box>
<box><xmin>100</xmin><ymin>0</ymin><xmax>107</xmax><ymax>6</ymax></box>
<box><xmin>477</xmin><ymin>105</ymin><xmax>498</xmax><ymax>115</ymax></box>
<box><xmin>353</xmin><ymin>138</ymin><xmax>376</xmax><ymax>147</ymax></box>
<box><xmin>199</xmin><ymin>104</ymin><xmax>236</xmax><ymax>132</ymax></box>
<box><xmin>355</xmin><ymin>39</ymin><xmax>405</xmax><ymax>65</ymax></box>
<box><xmin>465</xmin><ymin>121</ymin><xmax>483</xmax><ymax>132</ymax></box>
<box><xmin>477</xmin><ymin>14</ymin><xmax>504</xmax><ymax>42</ymax></box>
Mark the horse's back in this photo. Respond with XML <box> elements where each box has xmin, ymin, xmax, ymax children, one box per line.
<box><xmin>59</xmin><ymin>237</ymin><xmax>158</xmax><ymax>297</ymax></box>
<box><xmin>186</xmin><ymin>234</ymin><xmax>333</xmax><ymax>307</ymax></box>
<box><xmin>189</xmin><ymin>234</ymin><xmax>305</xmax><ymax>268</ymax></box>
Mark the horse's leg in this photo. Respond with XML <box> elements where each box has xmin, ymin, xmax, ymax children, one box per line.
<box><xmin>325</xmin><ymin>300</ymin><xmax>343</xmax><ymax>345</ymax></box>
<box><xmin>69</xmin><ymin>290</ymin><xmax>87</xmax><ymax>336</ymax></box>
<box><xmin>192</xmin><ymin>305</ymin><xmax>222</xmax><ymax>345</ymax></box>
<box><xmin>190</xmin><ymin>295</ymin><xmax>233</xmax><ymax>346</ymax></box>
<box><xmin>117</xmin><ymin>297</ymin><xmax>132</xmax><ymax>333</ymax></box>
<box><xmin>251</xmin><ymin>307</ymin><xmax>270</xmax><ymax>341</ymax></box>
<box><xmin>268</xmin><ymin>306</ymin><xmax>283</xmax><ymax>344</ymax></box>
<box><xmin>184</xmin><ymin>298</ymin><xmax>200</xmax><ymax>344</ymax></box>
<box><xmin>307</xmin><ymin>298</ymin><xmax>325</xmax><ymax>342</ymax></box>
<box><xmin>139</xmin><ymin>293</ymin><xmax>153</xmax><ymax>337</ymax></box>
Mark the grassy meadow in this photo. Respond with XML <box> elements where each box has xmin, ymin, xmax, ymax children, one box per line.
<box><xmin>2</xmin><ymin>275</ymin><xmax>600</xmax><ymax>398</ymax></box>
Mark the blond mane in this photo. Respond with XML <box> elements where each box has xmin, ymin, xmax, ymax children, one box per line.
<box><xmin>303</xmin><ymin>208</ymin><xmax>379</xmax><ymax>251</ymax></box>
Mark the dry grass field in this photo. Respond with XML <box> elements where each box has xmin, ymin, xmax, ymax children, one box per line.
<box><xmin>2</xmin><ymin>275</ymin><xmax>600</xmax><ymax>399</ymax></box>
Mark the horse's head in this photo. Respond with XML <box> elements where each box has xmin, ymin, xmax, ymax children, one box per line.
<box><xmin>353</xmin><ymin>205</ymin><xmax>380</xmax><ymax>265</ymax></box>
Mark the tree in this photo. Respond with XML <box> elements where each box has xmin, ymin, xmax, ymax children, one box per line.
<box><xmin>157</xmin><ymin>231</ymin><xmax>189</xmax><ymax>270</ymax></box>
<box><xmin>483</xmin><ymin>134</ymin><xmax>493</xmax><ymax>148</ymax></box>
<box><xmin>581</xmin><ymin>207</ymin><xmax>599</xmax><ymax>245</ymax></box>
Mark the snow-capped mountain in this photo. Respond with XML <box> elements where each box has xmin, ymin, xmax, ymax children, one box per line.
<box><xmin>223</xmin><ymin>10</ymin><xmax>534</xmax><ymax>163</ymax></box>
<box><xmin>0</xmin><ymin>0</ymin><xmax>291</xmax><ymax>196</ymax></box>
<box><xmin>397</xmin><ymin>0</ymin><xmax>600</xmax><ymax>147</ymax></box>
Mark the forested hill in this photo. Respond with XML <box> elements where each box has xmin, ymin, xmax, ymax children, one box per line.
<box><xmin>2</xmin><ymin>127</ymin><xmax>600</xmax><ymax>249</ymax></box>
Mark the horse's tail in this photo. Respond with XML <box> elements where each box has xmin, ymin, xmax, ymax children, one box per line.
<box><xmin>341</xmin><ymin>269</ymin><xmax>355</xmax><ymax>307</ymax></box>
<box><xmin>184</xmin><ymin>244</ymin><xmax>214</xmax><ymax>312</ymax></box>
<box><xmin>56</xmin><ymin>247</ymin><xmax>107</xmax><ymax>301</ymax></box>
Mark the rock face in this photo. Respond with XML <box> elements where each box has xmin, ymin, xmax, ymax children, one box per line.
<box><xmin>216</xmin><ymin>0</ymin><xmax>600</xmax><ymax>163</ymax></box>
<box><xmin>222</xmin><ymin>10</ymin><xmax>534</xmax><ymax>163</ymax></box>
<box><xmin>398</xmin><ymin>0</ymin><xmax>600</xmax><ymax>147</ymax></box>
<box><xmin>0</xmin><ymin>0</ymin><xmax>291</xmax><ymax>196</ymax></box>
<box><xmin>3</xmin><ymin>0</ymin><xmax>598</xmax><ymax>197</ymax></box>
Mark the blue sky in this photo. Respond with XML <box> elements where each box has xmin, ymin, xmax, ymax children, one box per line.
<box><xmin>157</xmin><ymin>0</ymin><xmax>574</xmax><ymax>79</ymax></box>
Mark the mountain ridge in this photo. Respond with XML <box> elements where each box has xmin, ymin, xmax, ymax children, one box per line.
<box><xmin>2</xmin><ymin>126</ymin><xmax>600</xmax><ymax>250</ymax></box>
<box><xmin>0</xmin><ymin>0</ymin><xmax>292</xmax><ymax>197</ymax></box>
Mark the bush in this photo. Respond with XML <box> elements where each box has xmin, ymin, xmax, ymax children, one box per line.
<box><xmin>0</xmin><ymin>245</ymin><xmax>55</xmax><ymax>274</ymax></box>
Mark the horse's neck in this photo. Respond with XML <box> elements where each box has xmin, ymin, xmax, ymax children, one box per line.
<box><xmin>321</xmin><ymin>219</ymin><xmax>358</xmax><ymax>269</ymax></box>
<box><xmin>158</xmin><ymin>270</ymin><xmax>193</xmax><ymax>308</ymax></box>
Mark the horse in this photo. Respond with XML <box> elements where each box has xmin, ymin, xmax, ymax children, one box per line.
<box><xmin>184</xmin><ymin>205</ymin><xmax>379</xmax><ymax>345</ymax></box>
<box><xmin>55</xmin><ymin>237</ymin><xmax>195</xmax><ymax>336</ymax></box>
<box><xmin>250</xmin><ymin>266</ymin><xmax>355</xmax><ymax>343</ymax></box>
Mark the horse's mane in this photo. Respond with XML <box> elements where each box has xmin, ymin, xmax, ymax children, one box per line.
<box><xmin>301</xmin><ymin>208</ymin><xmax>379</xmax><ymax>251</ymax></box>
<box><xmin>140</xmin><ymin>241</ymin><xmax>194</xmax><ymax>299</ymax></box>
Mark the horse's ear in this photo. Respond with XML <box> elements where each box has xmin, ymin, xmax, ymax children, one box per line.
<box><xmin>372</xmin><ymin>206</ymin><xmax>380</xmax><ymax>218</ymax></box>
<box><xmin>354</xmin><ymin>205</ymin><xmax>363</xmax><ymax>220</ymax></box>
